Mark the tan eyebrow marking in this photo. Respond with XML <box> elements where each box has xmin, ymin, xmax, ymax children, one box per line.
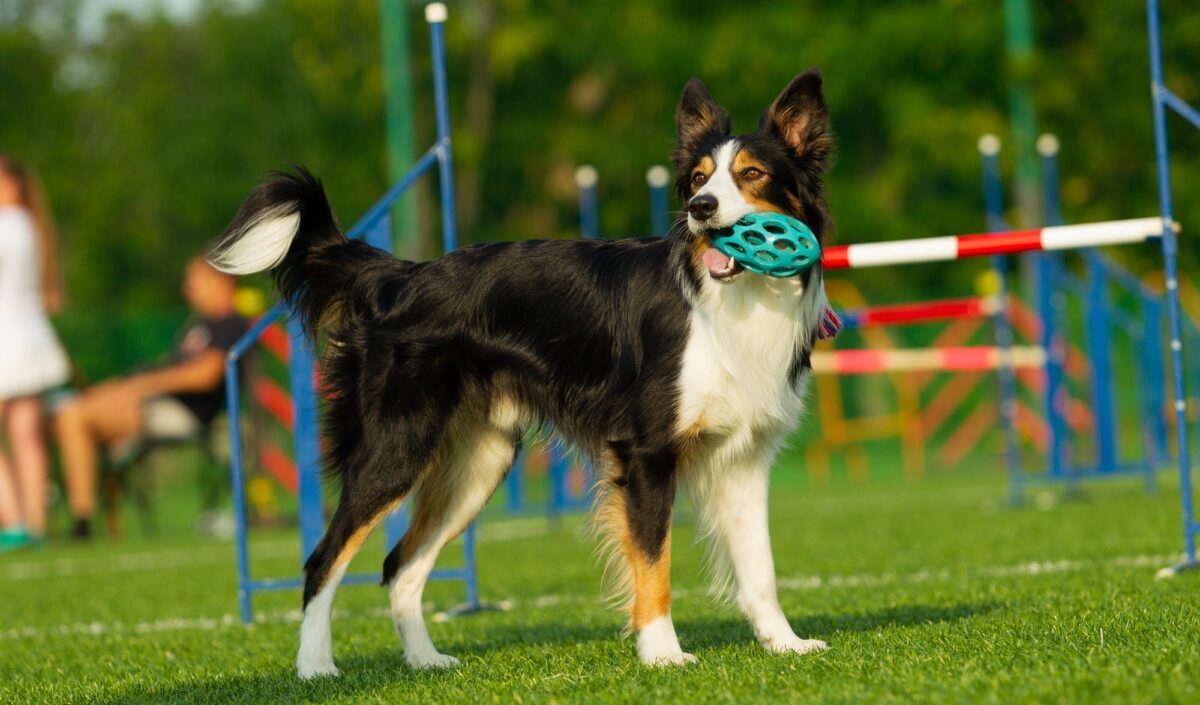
<box><xmin>732</xmin><ymin>149</ymin><xmax>779</xmax><ymax>211</ymax></box>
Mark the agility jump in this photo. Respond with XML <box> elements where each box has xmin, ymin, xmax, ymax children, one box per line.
<box><xmin>222</xmin><ymin>3</ymin><xmax>479</xmax><ymax>625</ymax></box>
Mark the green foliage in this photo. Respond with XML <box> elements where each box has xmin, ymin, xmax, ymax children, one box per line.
<box><xmin>0</xmin><ymin>0</ymin><xmax>1196</xmax><ymax>366</ymax></box>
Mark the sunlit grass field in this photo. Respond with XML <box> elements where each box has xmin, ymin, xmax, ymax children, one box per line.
<box><xmin>2</xmin><ymin>461</ymin><xmax>1198</xmax><ymax>705</ymax></box>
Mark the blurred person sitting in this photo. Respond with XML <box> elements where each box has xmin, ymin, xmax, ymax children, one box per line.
<box><xmin>0</xmin><ymin>156</ymin><xmax>69</xmax><ymax>551</ymax></box>
<box><xmin>55</xmin><ymin>257</ymin><xmax>247</xmax><ymax>539</ymax></box>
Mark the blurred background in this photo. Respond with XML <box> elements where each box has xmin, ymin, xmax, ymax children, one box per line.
<box><xmin>2</xmin><ymin>0</ymin><xmax>1197</xmax><ymax>382</ymax></box>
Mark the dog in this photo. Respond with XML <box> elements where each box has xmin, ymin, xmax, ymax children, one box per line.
<box><xmin>209</xmin><ymin>69</ymin><xmax>836</xmax><ymax>678</ymax></box>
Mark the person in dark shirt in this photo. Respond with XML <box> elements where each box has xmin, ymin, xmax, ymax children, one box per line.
<box><xmin>54</xmin><ymin>257</ymin><xmax>248</xmax><ymax>538</ymax></box>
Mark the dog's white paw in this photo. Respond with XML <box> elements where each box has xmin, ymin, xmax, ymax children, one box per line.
<box><xmin>642</xmin><ymin>651</ymin><xmax>699</xmax><ymax>667</ymax></box>
<box><xmin>406</xmin><ymin>652</ymin><xmax>461</xmax><ymax>670</ymax></box>
<box><xmin>763</xmin><ymin>635</ymin><xmax>828</xmax><ymax>655</ymax></box>
<box><xmin>636</xmin><ymin>615</ymin><xmax>694</xmax><ymax>667</ymax></box>
<box><xmin>296</xmin><ymin>658</ymin><xmax>340</xmax><ymax>679</ymax></box>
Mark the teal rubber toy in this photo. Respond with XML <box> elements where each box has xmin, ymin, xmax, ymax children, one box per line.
<box><xmin>709</xmin><ymin>212</ymin><xmax>820</xmax><ymax>277</ymax></box>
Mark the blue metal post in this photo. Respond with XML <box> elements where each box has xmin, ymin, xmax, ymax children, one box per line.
<box><xmin>1037</xmin><ymin>135</ymin><xmax>1069</xmax><ymax>478</ymax></box>
<box><xmin>1085</xmin><ymin>252</ymin><xmax>1118</xmax><ymax>473</ymax></box>
<box><xmin>288</xmin><ymin>319</ymin><xmax>325</xmax><ymax>563</ymax></box>
<box><xmin>227</xmin><ymin>302</ymin><xmax>287</xmax><ymax>624</ymax></box>
<box><xmin>506</xmin><ymin>449</ymin><xmax>525</xmax><ymax>512</ymax></box>
<box><xmin>428</xmin><ymin>4</ymin><xmax>456</xmax><ymax>254</ymax></box>
<box><xmin>1141</xmin><ymin>294</ymin><xmax>1168</xmax><ymax>468</ymax></box>
<box><xmin>1146</xmin><ymin>0</ymin><xmax>1196</xmax><ymax>575</ymax></box>
<box><xmin>226</xmin><ymin>355</ymin><xmax>252</xmax><ymax>623</ymax></box>
<box><xmin>365</xmin><ymin>213</ymin><xmax>392</xmax><ymax>251</ymax></box>
<box><xmin>364</xmin><ymin>214</ymin><xmax>414</xmax><ymax>549</ymax></box>
<box><xmin>535</xmin><ymin>163</ymin><xmax>598</xmax><ymax>512</ymax></box>
<box><xmin>548</xmin><ymin>438</ymin><xmax>571</xmax><ymax>515</ymax></box>
<box><xmin>647</xmin><ymin>165</ymin><xmax>671</xmax><ymax>237</ymax></box>
<box><xmin>980</xmin><ymin>135</ymin><xmax>1024</xmax><ymax>504</ymax></box>
<box><xmin>576</xmin><ymin>165</ymin><xmax>599</xmax><ymax>239</ymax></box>
<box><xmin>428</xmin><ymin>4</ymin><xmax>483</xmax><ymax>602</ymax></box>
<box><xmin>461</xmin><ymin>523</ymin><xmax>480</xmax><ymax>608</ymax></box>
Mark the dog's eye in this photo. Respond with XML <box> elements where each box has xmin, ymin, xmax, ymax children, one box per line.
<box><xmin>691</xmin><ymin>172</ymin><xmax>707</xmax><ymax>186</ymax></box>
<box><xmin>741</xmin><ymin>167</ymin><xmax>764</xmax><ymax>181</ymax></box>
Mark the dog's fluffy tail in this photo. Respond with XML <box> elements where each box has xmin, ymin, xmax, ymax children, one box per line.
<box><xmin>208</xmin><ymin>166</ymin><xmax>388</xmax><ymax>340</ymax></box>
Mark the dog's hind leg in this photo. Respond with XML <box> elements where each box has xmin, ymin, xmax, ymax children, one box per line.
<box><xmin>382</xmin><ymin>412</ymin><xmax>519</xmax><ymax>669</ymax></box>
<box><xmin>297</xmin><ymin>472</ymin><xmax>422</xmax><ymax>679</ymax></box>
<box><xmin>297</xmin><ymin>493</ymin><xmax>408</xmax><ymax>678</ymax></box>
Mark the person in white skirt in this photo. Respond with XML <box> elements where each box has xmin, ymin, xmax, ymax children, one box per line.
<box><xmin>0</xmin><ymin>156</ymin><xmax>69</xmax><ymax>551</ymax></box>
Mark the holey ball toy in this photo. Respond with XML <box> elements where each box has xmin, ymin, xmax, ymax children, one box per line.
<box><xmin>708</xmin><ymin>212</ymin><xmax>821</xmax><ymax>277</ymax></box>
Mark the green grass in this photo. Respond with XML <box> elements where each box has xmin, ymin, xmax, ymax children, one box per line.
<box><xmin>2</xmin><ymin>465</ymin><xmax>1198</xmax><ymax>705</ymax></box>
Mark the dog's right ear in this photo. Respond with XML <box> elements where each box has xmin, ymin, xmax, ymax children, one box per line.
<box><xmin>675</xmin><ymin>78</ymin><xmax>731</xmax><ymax>155</ymax></box>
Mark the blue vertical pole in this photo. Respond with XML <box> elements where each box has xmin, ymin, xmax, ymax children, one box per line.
<box><xmin>1141</xmin><ymin>294</ymin><xmax>1167</xmax><ymax>477</ymax></box>
<box><xmin>288</xmin><ymin>318</ymin><xmax>324</xmax><ymax>563</ymax></box>
<box><xmin>1037</xmin><ymin>135</ymin><xmax>1068</xmax><ymax>478</ymax></box>
<box><xmin>226</xmin><ymin>354</ymin><xmax>253</xmax><ymax>624</ymax></box>
<box><xmin>548</xmin><ymin>438</ymin><xmax>571</xmax><ymax>515</ymax></box>
<box><xmin>1147</xmin><ymin>0</ymin><xmax>1196</xmax><ymax>572</ymax></box>
<box><xmin>462</xmin><ymin>523</ymin><xmax>479</xmax><ymax>606</ymax></box>
<box><xmin>370</xmin><ymin>214</ymin><xmax>410</xmax><ymax>550</ymax></box>
<box><xmin>980</xmin><ymin>135</ymin><xmax>1024</xmax><ymax>504</ymax></box>
<box><xmin>1085</xmin><ymin>252</ymin><xmax>1118</xmax><ymax>473</ymax></box>
<box><xmin>550</xmin><ymin>163</ymin><xmax>599</xmax><ymax>512</ymax></box>
<box><xmin>427</xmin><ymin>3</ymin><xmax>481</xmax><ymax>603</ymax></box>
<box><xmin>428</xmin><ymin>3</ymin><xmax>456</xmax><ymax>255</ymax></box>
<box><xmin>576</xmin><ymin>165</ymin><xmax>599</xmax><ymax>239</ymax></box>
<box><xmin>506</xmin><ymin>449</ymin><xmax>525</xmax><ymax>512</ymax></box>
<box><xmin>646</xmin><ymin>165</ymin><xmax>671</xmax><ymax>237</ymax></box>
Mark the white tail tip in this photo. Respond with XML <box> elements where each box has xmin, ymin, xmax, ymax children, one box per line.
<box><xmin>208</xmin><ymin>204</ymin><xmax>300</xmax><ymax>275</ymax></box>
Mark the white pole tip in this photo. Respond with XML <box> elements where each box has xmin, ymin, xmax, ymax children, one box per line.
<box><xmin>575</xmin><ymin>165</ymin><xmax>598</xmax><ymax>189</ymax></box>
<box><xmin>645</xmin><ymin>165</ymin><xmax>671</xmax><ymax>188</ymax></box>
<box><xmin>977</xmin><ymin>134</ymin><xmax>1001</xmax><ymax>156</ymax></box>
<box><xmin>1036</xmin><ymin>134</ymin><xmax>1060</xmax><ymax>157</ymax></box>
<box><xmin>425</xmin><ymin>3</ymin><xmax>447</xmax><ymax>23</ymax></box>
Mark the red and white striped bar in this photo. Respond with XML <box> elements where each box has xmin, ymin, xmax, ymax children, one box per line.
<box><xmin>822</xmin><ymin>217</ymin><xmax>1169</xmax><ymax>270</ymax></box>
<box><xmin>811</xmin><ymin>345</ymin><xmax>1047</xmax><ymax>375</ymax></box>
<box><xmin>844</xmin><ymin>296</ymin><xmax>1000</xmax><ymax>328</ymax></box>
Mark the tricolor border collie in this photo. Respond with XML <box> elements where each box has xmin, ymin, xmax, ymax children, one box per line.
<box><xmin>210</xmin><ymin>69</ymin><xmax>835</xmax><ymax>677</ymax></box>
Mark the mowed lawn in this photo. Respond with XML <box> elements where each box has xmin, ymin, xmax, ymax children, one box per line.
<box><xmin>2</xmin><ymin>465</ymin><xmax>1198</xmax><ymax>705</ymax></box>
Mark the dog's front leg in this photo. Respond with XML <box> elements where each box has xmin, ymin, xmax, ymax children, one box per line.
<box><xmin>607</xmin><ymin>445</ymin><xmax>694</xmax><ymax>666</ymax></box>
<box><xmin>691</xmin><ymin>460</ymin><xmax>827</xmax><ymax>656</ymax></box>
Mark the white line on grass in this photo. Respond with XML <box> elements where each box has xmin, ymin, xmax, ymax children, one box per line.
<box><xmin>1</xmin><ymin>551</ymin><xmax>1183</xmax><ymax>642</ymax></box>
<box><xmin>0</xmin><ymin>517</ymin><xmax>577</xmax><ymax>583</ymax></box>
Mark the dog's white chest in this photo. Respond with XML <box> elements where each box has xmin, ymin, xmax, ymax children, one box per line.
<box><xmin>675</xmin><ymin>278</ymin><xmax>814</xmax><ymax>454</ymax></box>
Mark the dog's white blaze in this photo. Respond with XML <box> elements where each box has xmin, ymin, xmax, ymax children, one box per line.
<box><xmin>296</xmin><ymin>562</ymin><xmax>347</xmax><ymax>679</ymax></box>
<box><xmin>688</xmin><ymin>140</ymin><xmax>755</xmax><ymax>232</ymax></box>
<box><xmin>209</xmin><ymin>203</ymin><xmax>300</xmax><ymax>275</ymax></box>
<box><xmin>636</xmin><ymin>614</ymin><xmax>694</xmax><ymax>666</ymax></box>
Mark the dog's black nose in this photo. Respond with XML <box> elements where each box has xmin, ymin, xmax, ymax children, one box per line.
<box><xmin>688</xmin><ymin>193</ymin><xmax>718</xmax><ymax>221</ymax></box>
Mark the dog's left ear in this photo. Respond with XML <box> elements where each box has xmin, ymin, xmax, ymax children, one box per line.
<box><xmin>762</xmin><ymin>69</ymin><xmax>833</xmax><ymax>171</ymax></box>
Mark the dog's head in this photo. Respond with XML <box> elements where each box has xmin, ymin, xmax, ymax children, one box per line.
<box><xmin>672</xmin><ymin>70</ymin><xmax>833</xmax><ymax>282</ymax></box>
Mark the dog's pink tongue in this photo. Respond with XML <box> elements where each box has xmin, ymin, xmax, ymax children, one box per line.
<box><xmin>702</xmin><ymin>247</ymin><xmax>733</xmax><ymax>274</ymax></box>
